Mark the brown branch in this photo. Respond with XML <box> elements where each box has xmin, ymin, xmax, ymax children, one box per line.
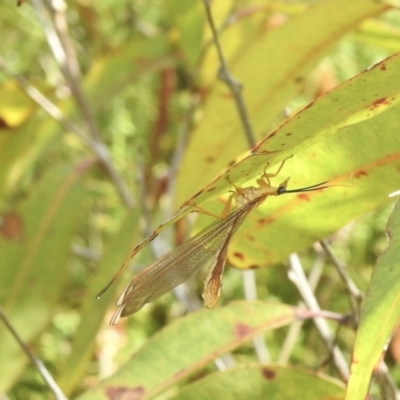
<box><xmin>202</xmin><ymin>0</ymin><xmax>257</xmax><ymax>148</ymax></box>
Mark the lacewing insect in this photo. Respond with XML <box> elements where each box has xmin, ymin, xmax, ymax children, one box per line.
<box><xmin>100</xmin><ymin>160</ymin><xmax>331</xmax><ymax>325</ymax></box>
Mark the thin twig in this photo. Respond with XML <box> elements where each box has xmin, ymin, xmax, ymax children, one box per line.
<box><xmin>288</xmin><ymin>253</ymin><xmax>350</xmax><ymax>380</ymax></box>
<box><xmin>198</xmin><ymin>2</ymin><xmax>247</xmax><ymax>68</ymax></box>
<box><xmin>319</xmin><ymin>239</ymin><xmax>363</xmax><ymax>326</ymax></box>
<box><xmin>0</xmin><ymin>307</ymin><xmax>69</xmax><ymax>400</ymax></box>
<box><xmin>34</xmin><ymin>0</ymin><xmax>102</xmax><ymax>142</ymax></box>
<box><xmin>375</xmin><ymin>360</ymin><xmax>400</xmax><ymax>400</ymax></box>
<box><xmin>70</xmin><ymin>244</ymin><xmax>101</xmax><ymax>261</ymax></box>
<box><xmin>279</xmin><ymin>247</ymin><xmax>326</xmax><ymax>363</ymax></box>
<box><xmin>202</xmin><ymin>0</ymin><xmax>257</xmax><ymax>148</ymax></box>
<box><xmin>242</xmin><ymin>269</ymin><xmax>270</xmax><ymax>363</ymax></box>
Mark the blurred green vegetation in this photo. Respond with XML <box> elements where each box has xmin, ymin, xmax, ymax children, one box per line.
<box><xmin>1</xmin><ymin>1</ymin><xmax>400</xmax><ymax>399</ymax></box>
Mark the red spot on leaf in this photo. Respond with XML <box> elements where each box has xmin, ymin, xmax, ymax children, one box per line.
<box><xmin>261</xmin><ymin>367</ymin><xmax>276</xmax><ymax>380</ymax></box>
<box><xmin>206</xmin><ymin>156</ymin><xmax>215</xmax><ymax>163</ymax></box>
<box><xmin>371</xmin><ymin>97</ymin><xmax>389</xmax><ymax>109</ymax></box>
<box><xmin>0</xmin><ymin>212</ymin><xmax>24</xmax><ymax>241</ymax></box>
<box><xmin>297</xmin><ymin>193</ymin><xmax>310</xmax><ymax>201</ymax></box>
<box><xmin>258</xmin><ymin>217</ymin><xmax>274</xmax><ymax>224</ymax></box>
<box><xmin>105</xmin><ymin>385</ymin><xmax>144</xmax><ymax>400</ymax></box>
<box><xmin>234</xmin><ymin>323</ymin><xmax>252</xmax><ymax>337</ymax></box>
<box><xmin>286</xmin><ymin>132</ymin><xmax>292</xmax><ymax>136</ymax></box>
<box><xmin>354</xmin><ymin>170</ymin><xmax>367</xmax><ymax>179</ymax></box>
<box><xmin>380</xmin><ymin>63</ymin><xmax>386</xmax><ymax>71</ymax></box>
<box><xmin>233</xmin><ymin>252</ymin><xmax>244</xmax><ymax>260</ymax></box>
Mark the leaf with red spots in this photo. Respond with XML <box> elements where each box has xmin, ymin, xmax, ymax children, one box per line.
<box><xmin>75</xmin><ymin>301</ymin><xmax>297</xmax><ymax>400</ymax></box>
<box><xmin>170</xmin><ymin>365</ymin><xmax>345</xmax><ymax>400</ymax></box>
<box><xmin>176</xmin><ymin>0</ymin><xmax>390</xmax><ymax>205</ymax></box>
<box><xmin>184</xmin><ymin>52</ymin><xmax>400</xmax><ymax>269</ymax></box>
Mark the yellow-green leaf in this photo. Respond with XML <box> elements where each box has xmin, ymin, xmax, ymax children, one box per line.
<box><xmin>0</xmin><ymin>164</ymin><xmax>86</xmax><ymax>392</ymax></box>
<box><xmin>176</xmin><ymin>0</ymin><xmax>389</xmax><ymax>204</ymax></box>
<box><xmin>171</xmin><ymin>364</ymin><xmax>345</xmax><ymax>400</ymax></box>
<box><xmin>76</xmin><ymin>301</ymin><xmax>296</xmax><ymax>400</ymax></box>
<box><xmin>346</xmin><ymin>198</ymin><xmax>400</xmax><ymax>400</ymax></box>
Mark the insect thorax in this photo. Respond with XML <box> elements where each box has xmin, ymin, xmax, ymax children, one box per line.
<box><xmin>234</xmin><ymin>186</ymin><xmax>266</xmax><ymax>208</ymax></box>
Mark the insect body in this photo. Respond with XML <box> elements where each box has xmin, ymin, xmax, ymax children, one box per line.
<box><xmin>106</xmin><ymin>160</ymin><xmax>329</xmax><ymax>325</ymax></box>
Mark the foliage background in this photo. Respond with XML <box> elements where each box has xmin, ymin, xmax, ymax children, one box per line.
<box><xmin>1</xmin><ymin>0</ymin><xmax>400</xmax><ymax>399</ymax></box>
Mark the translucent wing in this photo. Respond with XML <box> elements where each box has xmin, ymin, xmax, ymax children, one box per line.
<box><xmin>201</xmin><ymin>226</ymin><xmax>233</xmax><ymax>309</ymax></box>
<box><xmin>110</xmin><ymin>198</ymin><xmax>260</xmax><ymax>324</ymax></box>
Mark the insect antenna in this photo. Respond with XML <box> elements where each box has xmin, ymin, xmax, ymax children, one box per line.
<box><xmin>278</xmin><ymin>174</ymin><xmax>353</xmax><ymax>195</ymax></box>
<box><xmin>278</xmin><ymin>181</ymin><xmax>330</xmax><ymax>195</ymax></box>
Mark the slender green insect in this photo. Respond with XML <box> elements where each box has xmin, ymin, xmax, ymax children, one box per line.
<box><xmin>101</xmin><ymin>159</ymin><xmax>330</xmax><ymax>325</ymax></box>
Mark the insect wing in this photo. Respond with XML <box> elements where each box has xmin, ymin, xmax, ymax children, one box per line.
<box><xmin>111</xmin><ymin>199</ymin><xmax>259</xmax><ymax>324</ymax></box>
<box><xmin>201</xmin><ymin>228</ymin><xmax>232</xmax><ymax>308</ymax></box>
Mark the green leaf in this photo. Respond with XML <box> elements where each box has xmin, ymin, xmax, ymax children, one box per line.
<box><xmin>0</xmin><ymin>112</ymin><xmax>55</xmax><ymax>200</ymax></box>
<box><xmin>354</xmin><ymin>19</ymin><xmax>400</xmax><ymax>52</ymax></box>
<box><xmin>0</xmin><ymin>164</ymin><xmax>86</xmax><ymax>392</ymax></box>
<box><xmin>108</xmin><ymin>51</ymin><xmax>400</xmax><ymax>278</ymax></box>
<box><xmin>346</xmin><ymin>198</ymin><xmax>400</xmax><ymax>400</ymax></box>
<box><xmin>75</xmin><ymin>301</ymin><xmax>296</xmax><ymax>400</ymax></box>
<box><xmin>170</xmin><ymin>364</ymin><xmax>345</xmax><ymax>400</ymax></box>
<box><xmin>180</xmin><ymin>53</ymin><xmax>400</xmax><ymax>269</ymax></box>
<box><xmin>176</xmin><ymin>0</ymin><xmax>389</xmax><ymax>203</ymax></box>
<box><xmin>165</xmin><ymin>1</ymin><xmax>204</xmax><ymax>70</ymax></box>
<box><xmin>83</xmin><ymin>36</ymin><xmax>170</xmax><ymax>109</ymax></box>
